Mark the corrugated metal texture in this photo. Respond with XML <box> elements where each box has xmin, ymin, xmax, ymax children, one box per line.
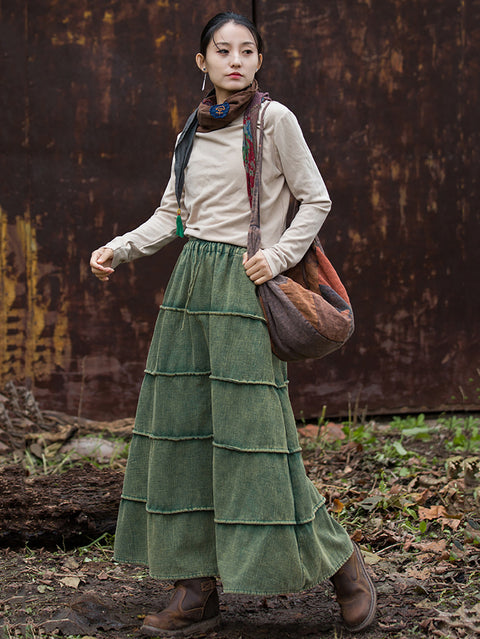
<box><xmin>1</xmin><ymin>1</ymin><xmax>479</xmax><ymax>419</ymax></box>
<box><xmin>256</xmin><ymin>0</ymin><xmax>480</xmax><ymax>416</ymax></box>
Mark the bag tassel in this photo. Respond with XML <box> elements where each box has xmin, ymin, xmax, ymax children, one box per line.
<box><xmin>176</xmin><ymin>208</ymin><xmax>184</xmax><ymax>238</ymax></box>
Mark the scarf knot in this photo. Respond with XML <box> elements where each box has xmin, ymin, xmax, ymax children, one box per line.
<box><xmin>197</xmin><ymin>79</ymin><xmax>264</xmax><ymax>133</ymax></box>
<box><xmin>209</xmin><ymin>102</ymin><xmax>230</xmax><ymax>119</ymax></box>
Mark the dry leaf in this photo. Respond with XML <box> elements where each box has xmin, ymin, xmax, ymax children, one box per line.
<box><xmin>63</xmin><ymin>557</ymin><xmax>81</xmax><ymax>570</ymax></box>
<box><xmin>59</xmin><ymin>576</ymin><xmax>81</xmax><ymax>589</ymax></box>
<box><xmin>464</xmin><ymin>457</ymin><xmax>480</xmax><ymax>486</ymax></box>
<box><xmin>331</xmin><ymin>498</ymin><xmax>344</xmax><ymax>514</ymax></box>
<box><xmin>412</xmin><ymin>489</ymin><xmax>432</xmax><ymax>505</ymax></box>
<box><xmin>417</xmin><ymin>475</ymin><xmax>444</xmax><ymax>488</ymax></box>
<box><xmin>362</xmin><ymin>550</ymin><xmax>381</xmax><ymax>565</ymax></box>
<box><xmin>439</xmin><ymin>517</ymin><xmax>462</xmax><ymax>531</ymax></box>
<box><xmin>445</xmin><ymin>456</ymin><xmax>463</xmax><ymax>480</ymax></box>
<box><xmin>406</xmin><ymin>566</ymin><xmax>432</xmax><ymax>580</ymax></box>
<box><xmin>413</xmin><ymin>539</ymin><xmax>447</xmax><ymax>554</ymax></box>
<box><xmin>418</xmin><ymin>505</ymin><xmax>448</xmax><ymax>520</ymax></box>
<box><xmin>359</xmin><ymin>495</ymin><xmax>384</xmax><ymax>511</ymax></box>
<box><xmin>297</xmin><ymin>424</ymin><xmax>319</xmax><ymax>440</ymax></box>
<box><xmin>319</xmin><ymin>422</ymin><xmax>345</xmax><ymax>443</ymax></box>
<box><xmin>350</xmin><ymin>529</ymin><xmax>363</xmax><ymax>542</ymax></box>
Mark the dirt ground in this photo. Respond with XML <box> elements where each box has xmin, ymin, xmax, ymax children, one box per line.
<box><xmin>0</xmin><ymin>544</ymin><xmax>445</xmax><ymax>639</ymax></box>
<box><xmin>1</xmin><ymin>385</ymin><xmax>479</xmax><ymax>638</ymax></box>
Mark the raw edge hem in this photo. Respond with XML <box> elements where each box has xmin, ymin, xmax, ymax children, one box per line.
<box><xmin>113</xmin><ymin>544</ymin><xmax>353</xmax><ymax>597</ymax></box>
<box><xmin>221</xmin><ymin>546</ymin><xmax>353</xmax><ymax>596</ymax></box>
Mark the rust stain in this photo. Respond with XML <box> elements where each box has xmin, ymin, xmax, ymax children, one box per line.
<box><xmin>169</xmin><ymin>96</ymin><xmax>181</xmax><ymax>133</ymax></box>
<box><xmin>390</xmin><ymin>49</ymin><xmax>403</xmax><ymax>73</ymax></box>
<box><xmin>398</xmin><ymin>184</ymin><xmax>407</xmax><ymax>229</ymax></box>
<box><xmin>98</xmin><ymin>13</ymin><xmax>114</xmax><ymax>124</ymax></box>
<box><xmin>103</xmin><ymin>10</ymin><xmax>115</xmax><ymax>24</ymax></box>
<box><xmin>1</xmin><ymin>210</ymin><xmax>71</xmax><ymax>384</ymax></box>
<box><xmin>51</xmin><ymin>32</ymin><xmax>86</xmax><ymax>46</ymax></box>
<box><xmin>0</xmin><ymin>208</ymin><xmax>13</xmax><ymax>378</ymax></box>
<box><xmin>285</xmin><ymin>48</ymin><xmax>302</xmax><ymax>72</ymax></box>
<box><xmin>17</xmin><ymin>208</ymin><xmax>37</xmax><ymax>379</ymax></box>
<box><xmin>370</xmin><ymin>182</ymin><xmax>380</xmax><ymax>209</ymax></box>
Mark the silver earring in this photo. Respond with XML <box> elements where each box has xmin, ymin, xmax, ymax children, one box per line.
<box><xmin>202</xmin><ymin>69</ymin><xmax>207</xmax><ymax>91</ymax></box>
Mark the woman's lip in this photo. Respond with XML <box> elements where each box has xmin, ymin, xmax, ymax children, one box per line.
<box><xmin>228</xmin><ymin>73</ymin><xmax>243</xmax><ymax>77</ymax></box>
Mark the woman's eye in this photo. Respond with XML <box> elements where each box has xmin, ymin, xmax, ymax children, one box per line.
<box><xmin>217</xmin><ymin>49</ymin><xmax>229</xmax><ymax>54</ymax></box>
<box><xmin>244</xmin><ymin>49</ymin><xmax>254</xmax><ymax>55</ymax></box>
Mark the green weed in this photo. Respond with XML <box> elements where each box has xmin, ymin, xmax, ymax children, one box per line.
<box><xmin>78</xmin><ymin>532</ymin><xmax>115</xmax><ymax>558</ymax></box>
<box><xmin>439</xmin><ymin>415</ymin><xmax>480</xmax><ymax>452</ymax></box>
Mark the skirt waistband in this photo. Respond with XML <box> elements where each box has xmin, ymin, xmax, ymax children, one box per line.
<box><xmin>184</xmin><ymin>237</ymin><xmax>247</xmax><ymax>258</ymax></box>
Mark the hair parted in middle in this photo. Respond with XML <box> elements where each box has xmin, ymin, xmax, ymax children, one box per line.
<box><xmin>199</xmin><ymin>12</ymin><xmax>264</xmax><ymax>56</ymax></box>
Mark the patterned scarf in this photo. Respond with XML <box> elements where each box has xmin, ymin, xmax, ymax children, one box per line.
<box><xmin>241</xmin><ymin>89</ymin><xmax>270</xmax><ymax>209</ymax></box>
<box><xmin>197</xmin><ymin>80</ymin><xmax>259</xmax><ymax>133</ymax></box>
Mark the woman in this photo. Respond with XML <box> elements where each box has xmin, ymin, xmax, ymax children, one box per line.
<box><xmin>90</xmin><ymin>12</ymin><xmax>376</xmax><ymax>637</ymax></box>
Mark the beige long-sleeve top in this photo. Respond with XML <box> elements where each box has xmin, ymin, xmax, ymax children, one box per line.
<box><xmin>105</xmin><ymin>101</ymin><xmax>331</xmax><ymax>277</ymax></box>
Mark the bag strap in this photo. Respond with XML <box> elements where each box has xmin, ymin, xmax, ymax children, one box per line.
<box><xmin>247</xmin><ymin>101</ymin><xmax>270</xmax><ymax>259</ymax></box>
<box><xmin>246</xmin><ymin>102</ymin><xmax>302</xmax><ymax>260</ymax></box>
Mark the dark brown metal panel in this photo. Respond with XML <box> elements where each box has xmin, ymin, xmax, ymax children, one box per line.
<box><xmin>1</xmin><ymin>1</ymin><xmax>31</xmax><ymax>387</ymax></box>
<box><xmin>1</xmin><ymin>1</ymin><xmax>479</xmax><ymax>419</ymax></box>
<box><xmin>1</xmin><ymin>1</ymin><xmax>252</xmax><ymax>418</ymax></box>
<box><xmin>255</xmin><ymin>0</ymin><xmax>480</xmax><ymax>416</ymax></box>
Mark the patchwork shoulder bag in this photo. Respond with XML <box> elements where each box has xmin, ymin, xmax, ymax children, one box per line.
<box><xmin>246</xmin><ymin>98</ymin><xmax>354</xmax><ymax>361</ymax></box>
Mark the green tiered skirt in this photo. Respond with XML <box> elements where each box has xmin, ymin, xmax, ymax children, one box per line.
<box><xmin>114</xmin><ymin>239</ymin><xmax>353</xmax><ymax>595</ymax></box>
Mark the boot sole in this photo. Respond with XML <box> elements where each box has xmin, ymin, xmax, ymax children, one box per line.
<box><xmin>140</xmin><ymin>614</ymin><xmax>221</xmax><ymax>637</ymax></box>
<box><xmin>344</xmin><ymin>545</ymin><xmax>377</xmax><ymax>632</ymax></box>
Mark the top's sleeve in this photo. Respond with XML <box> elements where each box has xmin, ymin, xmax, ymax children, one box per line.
<box><xmin>104</xmin><ymin>150</ymin><xmax>184</xmax><ymax>268</ymax></box>
<box><xmin>261</xmin><ymin>106</ymin><xmax>332</xmax><ymax>277</ymax></box>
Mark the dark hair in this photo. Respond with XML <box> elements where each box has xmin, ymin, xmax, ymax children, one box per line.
<box><xmin>199</xmin><ymin>12</ymin><xmax>263</xmax><ymax>56</ymax></box>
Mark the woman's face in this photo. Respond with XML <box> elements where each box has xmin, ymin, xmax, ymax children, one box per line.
<box><xmin>196</xmin><ymin>22</ymin><xmax>263</xmax><ymax>104</ymax></box>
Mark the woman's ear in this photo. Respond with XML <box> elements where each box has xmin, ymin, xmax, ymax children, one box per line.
<box><xmin>196</xmin><ymin>53</ymin><xmax>206</xmax><ymax>73</ymax></box>
<box><xmin>256</xmin><ymin>54</ymin><xmax>263</xmax><ymax>72</ymax></box>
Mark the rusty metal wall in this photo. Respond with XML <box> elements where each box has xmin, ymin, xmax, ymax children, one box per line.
<box><xmin>256</xmin><ymin>0</ymin><xmax>480</xmax><ymax>417</ymax></box>
<box><xmin>1</xmin><ymin>0</ymin><xmax>479</xmax><ymax>419</ymax></box>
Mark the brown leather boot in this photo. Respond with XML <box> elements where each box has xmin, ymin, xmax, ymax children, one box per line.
<box><xmin>140</xmin><ymin>577</ymin><xmax>221</xmax><ymax>637</ymax></box>
<box><xmin>331</xmin><ymin>543</ymin><xmax>377</xmax><ymax>631</ymax></box>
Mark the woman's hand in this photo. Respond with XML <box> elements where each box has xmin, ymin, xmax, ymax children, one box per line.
<box><xmin>243</xmin><ymin>250</ymin><xmax>273</xmax><ymax>285</ymax></box>
<box><xmin>90</xmin><ymin>247</ymin><xmax>115</xmax><ymax>281</ymax></box>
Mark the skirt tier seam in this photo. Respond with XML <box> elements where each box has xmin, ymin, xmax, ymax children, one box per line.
<box><xmin>128</xmin><ymin>430</ymin><xmax>300</xmax><ymax>454</ymax></box>
<box><xmin>132</xmin><ymin>431</ymin><xmax>213</xmax><ymax>442</ymax></box>
<box><xmin>212</xmin><ymin>441</ymin><xmax>302</xmax><ymax>454</ymax></box>
<box><xmin>144</xmin><ymin>370</ymin><xmax>210</xmax><ymax>377</ymax></box>
<box><xmin>159</xmin><ymin>304</ymin><xmax>266</xmax><ymax>323</ymax></box>
<box><xmin>118</xmin><ymin>496</ymin><xmax>325</xmax><ymax>524</ymax></box>
<box><xmin>143</xmin><ymin>369</ymin><xmax>288</xmax><ymax>389</ymax></box>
